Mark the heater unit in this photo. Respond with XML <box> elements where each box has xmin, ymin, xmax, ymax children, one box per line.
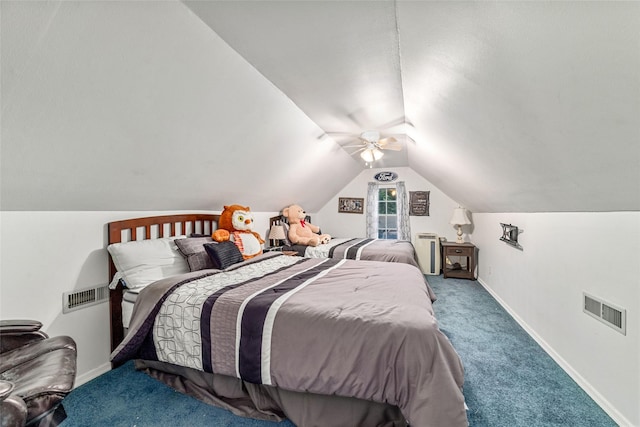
<box><xmin>414</xmin><ymin>233</ymin><xmax>440</xmax><ymax>275</ymax></box>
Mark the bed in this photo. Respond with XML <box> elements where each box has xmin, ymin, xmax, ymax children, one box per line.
<box><xmin>107</xmin><ymin>214</ymin><xmax>467</xmax><ymax>427</ymax></box>
<box><xmin>269</xmin><ymin>215</ymin><xmax>420</xmax><ymax>268</ymax></box>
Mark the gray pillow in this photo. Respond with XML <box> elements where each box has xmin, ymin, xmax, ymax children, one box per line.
<box><xmin>174</xmin><ymin>237</ymin><xmax>217</xmax><ymax>271</ymax></box>
<box><xmin>281</xmin><ymin>221</ymin><xmax>292</xmax><ymax>246</ymax></box>
<box><xmin>204</xmin><ymin>241</ymin><xmax>244</xmax><ymax>269</ymax></box>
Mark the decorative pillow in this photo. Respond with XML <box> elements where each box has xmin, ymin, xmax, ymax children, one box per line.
<box><xmin>204</xmin><ymin>241</ymin><xmax>244</xmax><ymax>269</ymax></box>
<box><xmin>107</xmin><ymin>236</ymin><xmax>189</xmax><ymax>290</ymax></box>
<box><xmin>175</xmin><ymin>237</ymin><xmax>216</xmax><ymax>271</ymax></box>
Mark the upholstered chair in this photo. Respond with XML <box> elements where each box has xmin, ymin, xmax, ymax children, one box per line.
<box><xmin>0</xmin><ymin>320</ymin><xmax>77</xmax><ymax>427</ymax></box>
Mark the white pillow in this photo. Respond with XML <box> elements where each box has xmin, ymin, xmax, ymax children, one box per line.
<box><xmin>108</xmin><ymin>236</ymin><xmax>189</xmax><ymax>290</ymax></box>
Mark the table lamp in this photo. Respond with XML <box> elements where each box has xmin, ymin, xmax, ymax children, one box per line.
<box><xmin>268</xmin><ymin>224</ymin><xmax>286</xmax><ymax>248</ymax></box>
<box><xmin>449</xmin><ymin>207</ymin><xmax>471</xmax><ymax>243</ymax></box>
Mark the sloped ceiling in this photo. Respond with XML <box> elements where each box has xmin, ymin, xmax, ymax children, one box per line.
<box><xmin>184</xmin><ymin>0</ymin><xmax>640</xmax><ymax>213</ymax></box>
<box><xmin>1</xmin><ymin>0</ymin><xmax>360</xmax><ymax>213</ymax></box>
<box><xmin>2</xmin><ymin>1</ymin><xmax>639</xmax><ymax>213</ymax></box>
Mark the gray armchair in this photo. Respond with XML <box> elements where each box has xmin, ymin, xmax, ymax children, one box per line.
<box><xmin>0</xmin><ymin>320</ymin><xmax>77</xmax><ymax>427</ymax></box>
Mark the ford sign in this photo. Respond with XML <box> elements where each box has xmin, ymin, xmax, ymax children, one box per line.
<box><xmin>374</xmin><ymin>171</ymin><xmax>398</xmax><ymax>182</ymax></box>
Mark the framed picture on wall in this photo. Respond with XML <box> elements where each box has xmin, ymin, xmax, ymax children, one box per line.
<box><xmin>409</xmin><ymin>191</ymin><xmax>430</xmax><ymax>216</ymax></box>
<box><xmin>338</xmin><ymin>197</ymin><xmax>364</xmax><ymax>214</ymax></box>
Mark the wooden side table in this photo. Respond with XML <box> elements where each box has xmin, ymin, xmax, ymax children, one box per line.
<box><xmin>441</xmin><ymin>242</ymin><xmax>477</xmax><ymax>280</ymax></box>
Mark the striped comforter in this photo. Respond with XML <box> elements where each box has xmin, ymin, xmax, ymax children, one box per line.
<box><xmin>111</xmin><ymin>252</ymin><xmax>467</xmax><ymax>426</ymax></box>
<box><xmin>304</xmin><ymin>237</ymin><xmax>420</xmax><ymax>268</ymax></box>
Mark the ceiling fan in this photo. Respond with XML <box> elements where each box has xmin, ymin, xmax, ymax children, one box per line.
<box><xmin>340</xmin><ymin>130</ymin><xmax>403</xmax><ymax>163</ymax></box>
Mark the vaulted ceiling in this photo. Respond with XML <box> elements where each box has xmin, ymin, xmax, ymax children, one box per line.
<box><xmin>2</xmin><ymin>1</ymin><xmax>638</xmax><ymax>213</ymax></box>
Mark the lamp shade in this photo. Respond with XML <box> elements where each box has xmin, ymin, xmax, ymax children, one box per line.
<box><xmin>268</xmin><ymin>225</ymin><xmax>286</xmax><ymax>240</ymax></box>
<box><xmin>449</xmin><ymin>208</ymin><xmax>471</xmax><ymax>226</ymax></box>
<box><xmin>360</xmin><ymin>148</ymin><xmax>384</xmax><ymax>163</ymax></box>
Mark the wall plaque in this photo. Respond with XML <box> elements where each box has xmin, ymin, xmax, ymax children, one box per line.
<box><xmin>374</xmin><ymin>171</ymin><xmax>398</xmax><ymax>182</ymax></box>
<box><xmin>409</xmin><ymin>191</ymin><xmax>430</xmax><ymax>216</ymax></box>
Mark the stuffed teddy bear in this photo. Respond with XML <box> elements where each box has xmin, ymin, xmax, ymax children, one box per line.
<box><xmin>212</xmin><ymin>204</ymin><xmax>265</xmax><ymax>259</ymax></box>
<box><xmin>282</xmin><ymin>204</ymin><xmax>331</xmax><ymax>247</ymax></box>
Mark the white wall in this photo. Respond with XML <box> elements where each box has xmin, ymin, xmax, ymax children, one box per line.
<box><xmin>471</xmin><ymin>212</ymin><xmax>640</xmax><ymax>427</ymax></box>
<box><xmin>315</xmin><ymin>167</ymin><xmax>463</xmax><ymax>242</ymax></box>
<box><xmin>0</xmin><ymin>210</ymin><xmax>276</xmax><ymax>385</ymax></box>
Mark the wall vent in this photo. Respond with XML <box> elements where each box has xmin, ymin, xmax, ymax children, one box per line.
<box><xmin>583</xmin><ymin>292</ymin><xmax>626</xmax><ymax>335</ymax></box>
<box><xmin>63</xmin><ymin>285</ymin><xmax>109</xmax><ymax>313</ymax></box>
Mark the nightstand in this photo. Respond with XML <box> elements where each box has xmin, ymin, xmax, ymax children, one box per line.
<box><xmin>264</xmin><ymin>247</ymin><xmax>298</xmax><ymax>256</ymax></box>
<box><xmin>441</xmin><ymin>242</ymin><xmax>477</xmax><ymax>280</ymax></box>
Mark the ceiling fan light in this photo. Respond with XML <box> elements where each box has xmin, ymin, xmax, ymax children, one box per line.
<box><xmin>360</xmin><ymin>149</ymin><xmax>374</xmax><ymax>162</ymax></box>
<box><xmin>360</xmin><ymin>148</ymin><xmax>384</xmax><ymax>163</ymax></box>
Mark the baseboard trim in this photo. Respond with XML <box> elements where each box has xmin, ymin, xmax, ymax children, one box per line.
<box><xmin>74</xmin><ymin>362</ymin><xmax>111</xmax><ymax>388</ymax></box>
<box><xmin>477</xmin><ymin>276</ymin><xmax>632</xmax><ymax>427</ymax></box>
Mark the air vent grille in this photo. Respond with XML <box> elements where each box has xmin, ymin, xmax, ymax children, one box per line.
<box><xmin>583</xmin><ymin>292</ymin><xmax>626</xmax><ymax>335</ymax></box>
<box><xmin>602</xmin><ymin>304</ymin><xmax>624</xmax><ymax>329</ymax></box>
<box><xmin>63</xmin><ymin>285</ymin><xmax>109</xmax><ymax>313</ymax></box>
<box><xmin>584</xmin><ymin>295</ymin><xmax>601</xmax><ymax>316</ymax></box>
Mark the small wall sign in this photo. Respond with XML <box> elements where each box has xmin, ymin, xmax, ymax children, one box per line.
<box><xmin>409</xmin><ymin>191</ymin><xmax>430</xmax><ymax>216</ymax></box>
<box><xmin>374</xmin><ymin>171</ymin><xmax>398</xmax><ymax>182</ymax></box>
<box><xmin>500</xmin><ymin>223</ymin><xmax>523</xmax><ymax>250</ymax></box>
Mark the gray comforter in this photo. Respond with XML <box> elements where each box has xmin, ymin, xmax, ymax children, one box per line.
<box><xmin>303</xmin><ymin>237</ymin><xmax>420</xmax><ymax>268</ymax></box>
<box><xmin>111</xmin><ymin>252</ymin><xmax>467</xmax><ymax>426</ymax></box>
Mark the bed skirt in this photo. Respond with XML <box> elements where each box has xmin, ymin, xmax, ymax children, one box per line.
<box><xmin>135</xmin><ymin>359</ymin><xmax>407</xmax><ymax>427</ymax></box>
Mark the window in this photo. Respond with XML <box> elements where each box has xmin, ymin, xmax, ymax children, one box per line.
<box><xmin>378</xmin><ymin>187</ymin><xmax>397</xmax><ymax>239</ymax></box>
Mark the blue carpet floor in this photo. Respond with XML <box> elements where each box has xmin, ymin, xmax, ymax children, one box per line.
<box><xmin>60</xmin><ymin>275</ymin><xmax>616</xmax><ymax>426</ymax></box>
<box><xmin>60</xmin><ymin>358</ymin><xmax>293</xmax><ymax>427</ymax></box>
<box><xmin>428</xmin><ymin>275</ymin><xmax>616</xmax><ymax>427</ymax></box>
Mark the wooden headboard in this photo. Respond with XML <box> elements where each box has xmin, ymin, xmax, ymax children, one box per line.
<box><xmin>107</xmin><ymin>214</ymin><xmax>220</xmax><ymax>353</ymax></box>
<box><xmin>269</xmin><ymin>215</ymin><xmax>284</xmax><ymax>227</ymax></box>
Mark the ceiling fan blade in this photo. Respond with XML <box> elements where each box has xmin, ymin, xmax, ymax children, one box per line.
<box><xmin>377</xmin><ymin>137</ymin><xmax>403</xmax><ymax>151</ymax></box>
<box><xmin>377</xmin><ymin>137</ymin><xmax>397</xmax><ymax>146</ymax></box>
<box><xmin>378</xmin><ymin>138</ymin><xmax>402</xmax><ymax>151</ymax></box>
<box><xmin>348</xmin><ymin>147</ymin><xmax>367</xmax><ymax>155</ymax></box>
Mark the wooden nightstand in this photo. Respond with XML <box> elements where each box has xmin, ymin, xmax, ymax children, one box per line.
<box><xmin>264</xmin><ymin>247</ymin><xmax>299</xmax><ymax>256</ymax></box>
<box><xmin>441</xmin><ymin>242</ymin><xmax>477</xmax><ymax>280</ymax></box>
